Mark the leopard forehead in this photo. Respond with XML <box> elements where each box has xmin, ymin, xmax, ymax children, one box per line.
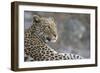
<box><xmin>41</xmin><ymin>17</ymin><xmax>57</xmax><ymax>29</ymax></box>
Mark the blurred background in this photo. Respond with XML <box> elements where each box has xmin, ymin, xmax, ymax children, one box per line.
<box><xmin>24</xmin><ymin>11</ymin><xmax>90</xmax><ymax>58</ymax></box>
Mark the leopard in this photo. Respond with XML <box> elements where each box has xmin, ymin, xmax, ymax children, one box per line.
<box><xmin>24</xmin><ymin>15</ymin><xmax>83</xmax><ymax>61</ymax></box>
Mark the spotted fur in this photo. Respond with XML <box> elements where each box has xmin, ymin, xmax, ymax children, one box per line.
<box><xmin>24</xmin><ymin>15</ymin><xmax>83</xmax><ymax>61</ymax></box>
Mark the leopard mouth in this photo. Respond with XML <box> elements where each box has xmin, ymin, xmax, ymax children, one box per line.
<box><xmin>46</xmin><ymin>37</ymin><xmax>51</xmax><ymax>42</ymax></box>
<box><xmin>46</xmin><ymin>37</ymin><xmax>57</xmax><ymax>43</ymax></box>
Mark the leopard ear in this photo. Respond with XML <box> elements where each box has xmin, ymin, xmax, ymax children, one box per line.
<box><xmin>33</xmin><ymin>15</ymin><xmax>41</xmax><ymax>23</ymax></box>
<box><xmin>48</xmin><ymin>17</ymin><xmax>55</xmax><ymax>21</ymax></box>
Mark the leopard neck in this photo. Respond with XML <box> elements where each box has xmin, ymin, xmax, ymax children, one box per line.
<box><xmin>26</xmin><ymin>24</ymin><xmax>46</xmax><ymax>44</ymax></box>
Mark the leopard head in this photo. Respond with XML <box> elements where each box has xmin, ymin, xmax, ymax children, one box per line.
<box><xmin>31</xmin><ymin>15</ymin><xmax>58</xmax><ymax>43</ymax></box>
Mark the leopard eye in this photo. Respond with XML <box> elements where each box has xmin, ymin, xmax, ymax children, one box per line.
<box><xmin>48</xmin><ymin>26</ymin><xmax>50</xmax><ymax>29</ymax></box>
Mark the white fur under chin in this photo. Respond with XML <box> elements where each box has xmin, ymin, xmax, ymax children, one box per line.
<box><xmin>50</xmin><ymin>39</ymin><xmax>57</xmax><ymax>43</ymax></box>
